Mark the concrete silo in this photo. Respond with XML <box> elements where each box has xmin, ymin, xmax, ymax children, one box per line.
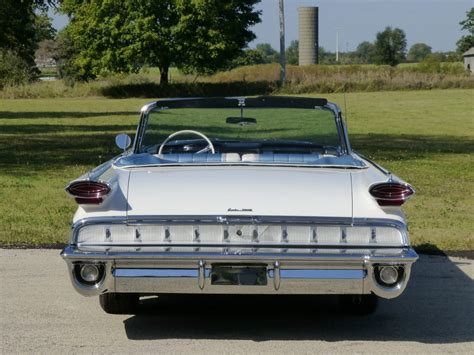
<box><xmin>298</xmin><ymin>7</ymin><xmax>319</xmax><ymax>65</ymax></box>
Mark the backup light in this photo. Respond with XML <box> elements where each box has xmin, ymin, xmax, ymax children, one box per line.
<box><xmin>74</xmin><ymin>263</ymin><xmax>105</xmax><ymax>286</ymax></box>
<box><xmin>379</xmin><ymin>266</ymin><xmax>399</xmax><ymax>285</ymax></box>
<box><xmin>80</xmin><ymin>264</ymin><xmax>100</xmax><ymax>282</ymax></box>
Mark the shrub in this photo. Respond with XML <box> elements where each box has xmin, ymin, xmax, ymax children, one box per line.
<box><xmin>0</xmin><ymin>50</ymin><xmax>38</xmax><ymax>89</ymax></box>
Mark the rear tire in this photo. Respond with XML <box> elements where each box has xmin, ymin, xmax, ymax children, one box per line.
<box><xmin>99</xmin><ymin>293</ymin><xmax>139</xmax><ymax>314</ymax></box>
<box><xmin>338</xmin><ymin>294</ymin><xmax>378</xmax><ymax>315</ymax></box>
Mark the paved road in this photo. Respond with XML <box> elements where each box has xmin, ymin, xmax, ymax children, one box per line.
<box><xmin>1</xmin><ymin>250</ymin><xmax>473</xmax><ymax>353</ymax></box>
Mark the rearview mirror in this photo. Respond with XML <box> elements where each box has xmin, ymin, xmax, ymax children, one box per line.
<box><xmin>226</xmin><ymin>117</ymin><xmax>257</xmax><ymax>125</ymax></box>
<box><xmin>115</xmin><ymin>134</ymin><xmax>131</xmax><ymax>150</ymax></box>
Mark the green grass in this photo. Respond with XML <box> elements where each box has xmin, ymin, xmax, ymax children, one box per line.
<box><xmin>0</xmin><ymin>90</ymin><xmax>473</xmax><ymax>251</ymax></box>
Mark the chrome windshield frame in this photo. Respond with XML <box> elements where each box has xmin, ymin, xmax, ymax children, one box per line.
<box><xmin>132</xmin><ymin>96</ymin><xmax>351</xmax><ymax>155</ymax></box>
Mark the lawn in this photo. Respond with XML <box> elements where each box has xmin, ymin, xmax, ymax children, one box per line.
<box><xmin>0</xmin><ymin>89</ymin><xmax>472</xmax><ymax>252</ymax></box>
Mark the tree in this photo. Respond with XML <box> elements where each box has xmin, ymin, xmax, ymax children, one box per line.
<box><xmin>456</xmin><ymin>8</ymin><xmax>474</xmax><ymax>53</ymax></box>
<box><xmin>1</xmin><ymin>1</ymin><xmax>37</xmax><ymax>68</ymax></box>
<box><xmin>318</xmin><ymin>47</ymin><xmax>336</xmax><ymax>65</ymax></box>
<box><xmin>255</xmin><ymin>43</ymin><xmax>279</xmax><ymax>63</ymax></box>
<box><xmin>373</xmin><ymin>27</ymin><xmax>407</xmax><ymax>66</ymax></box>
<box><xmin>285</xmin><ymin>40</ymin><xmax>298</xmax><ymax>65</ymax></box>
<box><xmin>407</xmin><ymin>43</ymin><xmax>432</xmax><ymax>62</ymax></box>
<box><xmin>56</xmin><ymin>29</ymin><xmax>81</xmax><ymax>82</ymax></box>
<box><xmin>0</xmin><ymin>50</ymin><xmax>37</xmax><ymax>88</ymax></box>
<box><xmin>34</xmin><ymin>10</ymin><xmax>57</xmax><ymax>44</ymax></box>
<box><xmin>59</xmin><ymin>0</ymin><xmax>261</xmax><ymax>83</ymax></box>
<box><xmin>230</xmin><ymin>49</ymin><xmax>266</xmax><ymax>68</ymax></box>
<box><xmin>354</xmin><ymin>41</ymin><xmax>376</xmax><ymax>64</ymax></box>
<box><xmin>0</xmin><ymin>0</ymin><xmax>56</xmax><ymax>83</ymax></box>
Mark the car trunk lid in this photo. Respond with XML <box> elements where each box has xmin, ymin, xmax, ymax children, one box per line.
<box><xmin>126</xmin><ymin>166</ymin><xmax>352</xmax><ymax>218</ymax></box>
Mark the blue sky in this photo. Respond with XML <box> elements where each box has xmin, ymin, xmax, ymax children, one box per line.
<box><xmin>51</xmin><ymin>0</ymin><xmax>472</xmax><ymax>52</ymax></box>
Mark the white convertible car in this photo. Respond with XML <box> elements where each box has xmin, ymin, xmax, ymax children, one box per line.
<box><xmin>61</xmin><ymin>96</ymin><xmax>417</xmax><ymax>314</ymax></box>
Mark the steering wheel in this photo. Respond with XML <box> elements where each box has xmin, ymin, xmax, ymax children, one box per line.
<box><xmin>158</xmin><ymin>130</ymin><xmax>215</xmax><ymax>155</ymax></box>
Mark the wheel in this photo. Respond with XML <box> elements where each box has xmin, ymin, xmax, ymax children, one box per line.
<box><xmin>338</xmin><ymin>294</ymin><xmax>378</xmax><ymax>315</ymax></box>
<box><xmin>99</xmin><ymin>293</ymin><xmax>139</xmax><ymax>314</ymax></box>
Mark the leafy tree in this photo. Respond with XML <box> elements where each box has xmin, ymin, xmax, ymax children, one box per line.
<box><xmin>0</xmin><ymin>0</ymin><xmax>56</xmax><ymax>83</ymax></box>
<box><xmin>418</xmin><ymin>54</ymin><xmax>442</xmax><ymax>73</ymax></box>
<box><xmin>59</xmin><ymin>0</ymin><xmax>261</xmax><ymax>83</ymax></box>
<box><xmin>456</xmin><ymin>8</ymin><xmax>474</xmax><ymax>53</ymax></box>
<box><xmin>56</xmin><ymin>30</ymin><xmax>82</xmax><ymax>82</ymax></box>
<box><xmin>231</xmin><ymin>49</ymin><xmax>266</xmax><ymax>68</ymax></box>
<box><xmin>354</xmin><ymin>41</ymin><xmax>376</xmax><ymax>64</ymax></box>
<box><xmin>0</xmin><ymin>50</ymin><xmax>38</xmax><ymax>88</ymax></box>
<box><xmin>1</xmin><ymin>1</ymin><xmax>36</xmax><ymax>68</ymax></box>
<box><xmin>285</xmin><ymin>40</ymin><xmax>298</xmax><ymax>65</ymax></box>
<box><xmin>255</xmin><ymin>43</ymin><xmax>279</xmax><ymax>63</ymax></box>
<box><xmin>407</xmin><ymin>43</ymin><xmax>432</xmax><ymax>62</ymax></box>
<box><xmin>318</xmin><ymin>47</ymin><xmax>336</xmax><ymax>65</ymax></box>
<box><xmin>374</xmin><ymin>27</ymin><xmax>407</xmax><ymax>66</ymax></box>
<box><xmin>441</xmin><ymin>51</ymin><xmax>462</xmax><ymax>62</ymax></box>
<box><xmin>34</xmin><ymin>11</ymin><xmax>57</xmax><ymax>43</ymax></box>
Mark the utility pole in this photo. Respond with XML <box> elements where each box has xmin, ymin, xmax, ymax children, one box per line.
<box><xmin>279</xmin><ymin>0</ymin><xmax>286</xmax><ymax>85</ymax></box>
<box><xmin>336</xmin><ymin>28</ymin><xmax>340</xmax><ymax>62</ymax></box>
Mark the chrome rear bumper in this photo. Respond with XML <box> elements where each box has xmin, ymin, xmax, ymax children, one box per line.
<box><xmin>61</xmin><ymin>246</ymin><xmax>418</xmax><ymax>299</ymax></box>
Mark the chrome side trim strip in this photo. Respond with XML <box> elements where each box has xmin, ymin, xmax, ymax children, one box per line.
<box><xmin>72</xmin><ymin>215</ymin><xmax>406</xmax><ymax>228</ymax></box>
<box><xmin>76</xmin><ymin>243</ymin><xmax>406</xmax><ymax>249</ymax></box>
<box><xmin>269</xmin><ymin>269</ymin><xmax>365</xmax><ymax>280</ymax></box>
<box><xmin>114</xmin><ymin>268</ymin><xmax>365</xmax><ymax>280</ymax></box>
<box><xmin>62</xmin><ymin>246</ymin><xmax>418</xmax><ymax>262</ymax></box>
<box><xmin>114</xmin><ymin>269</ymin><xmax>198</xmax><ymax>278</ymax></box>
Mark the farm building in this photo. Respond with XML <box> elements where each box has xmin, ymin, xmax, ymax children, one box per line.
<box><xmin>464</xmin><ymin>47</ymin><xmax>474</xmax><ymax>73</ymax></box>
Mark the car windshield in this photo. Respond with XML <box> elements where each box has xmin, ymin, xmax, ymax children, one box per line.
<box><xmin>138</xmin><ymin>97</ymin><xmax>344</xmax><ymax>161</ymax></box>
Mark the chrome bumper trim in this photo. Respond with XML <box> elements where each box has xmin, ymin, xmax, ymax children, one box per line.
<box><xmin>114</xmin><ymin>269</ymin><xmax>199</xmax><ymax>278</ymax></box>
<box><xmin>271</xmin><ymin>269</ymin><xmax>366</xmax><ymax>279</ymax></box>
<box><xmin>61</xmin><ymin>246</ymin><xmax>417</xmax><ymax>261</ymax></box>
<box><xmin>114</xmin><ymin>268</ymin><xmax>365</xmax><ymax>280</ymax></box>
<box><xmin>61</xmin><ymin>246</ymin><xmax>418</xmax><ymax>299</ymax></box>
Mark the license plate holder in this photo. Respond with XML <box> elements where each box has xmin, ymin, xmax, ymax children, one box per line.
<box><xmin>211</xmin><ymin>264</ymin><xmax>267</xmax><ymax>286</ymax></box>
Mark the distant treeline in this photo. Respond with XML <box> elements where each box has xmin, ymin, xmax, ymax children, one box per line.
<box><xmin>1</xmin><ymin>2</ymin><xmax>473</xmax><ymax>90</ymax></box>
<box><xmin>2</xmin><ymin>62</ymin><xmax>472</xmax><ymax>99</ymax></box>
<box><xmin>233</xmin><ymin>40</ymin><xmax>461</xmax><ymax>68</ymax></box>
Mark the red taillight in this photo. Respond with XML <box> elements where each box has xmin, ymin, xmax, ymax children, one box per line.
<box><xmin>65</xmin><ymin>181</ymin><xmax>110</xmax><ymax>205</ymax></box>
<box><xmin>369</xmin><ymin>182</ymin><xmax>414</xmax><ymax>206</ymax></box>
